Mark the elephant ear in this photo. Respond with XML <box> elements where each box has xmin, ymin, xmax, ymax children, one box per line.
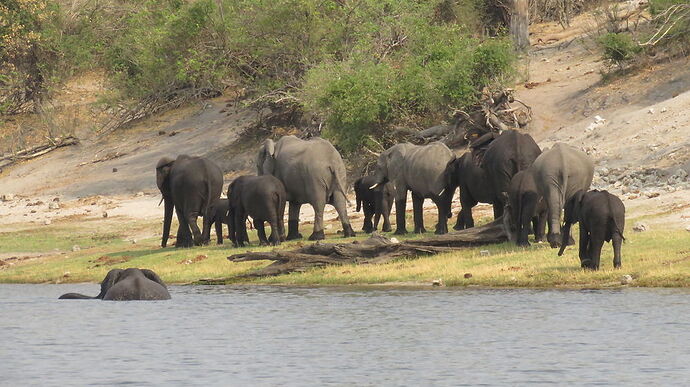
<box><xmin>257</xmin><ymin>139</ymin><xmax>276</xmax><ymax>175</ymax></box>
<box><xmin>156</xmin><ymin>157</ymin><xmax>175</xmax><ymax>193</ymax></box>
<box><xmin>141</xmin><ymin>269</ymin><xmax>168</xmax><ymax>288</ymax></box>
<box><xmin>442</xmin><ymin>157</ymin><xmax>459</xmax><ymax>190</ymax></box>
<box><xmin>564</xmin><ymin>190</ymin><xmax>585</xmax><ymax>224</ymax></box>
<box><xmin>96</xmin><ymin>269</ymin><xmax>124</xmax><ymax>299</ymax></box>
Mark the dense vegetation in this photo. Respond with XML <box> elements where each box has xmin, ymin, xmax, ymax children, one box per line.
<box><xmin>1</xmin><ymin>0</ymin><xmax>515</xmax><ymax>151</ymax></box>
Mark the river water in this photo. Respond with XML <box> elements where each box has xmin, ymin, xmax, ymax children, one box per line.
<box><xmin>2</xmin><ymin>285</ymin><xmax>689</xmax><ymax>385</ymax></box>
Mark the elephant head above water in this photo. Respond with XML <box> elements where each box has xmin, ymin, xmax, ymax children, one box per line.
<box><xmin>59</xmin><ymin>268</ymin><xmax>171</xmax><ymax>301</ymax></box>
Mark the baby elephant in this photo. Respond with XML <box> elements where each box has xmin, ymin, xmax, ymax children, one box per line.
<box><xmin>204</xmin><ymin>198</ymin><xmax>231</xmax><ymax>245</ymax></box>
<box><xmin>558</xmin><ymin>190</ymin><xmax>625</xmax><ymax>270</ymax></box>
<box><xmin>353</xmin><ymin>175</ymin><xmax>394</xmax><ymax>233</ymax></box>
<box><xmin>228</xmin><ymin>175</ymin><xmax>286</xmax><ymax>246</ymax></box>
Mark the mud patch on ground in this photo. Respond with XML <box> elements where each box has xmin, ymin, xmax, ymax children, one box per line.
<box><xmin>90</xmin><ymin>255</ymin><xmax>131</xmax><ymax>268</ymax></box>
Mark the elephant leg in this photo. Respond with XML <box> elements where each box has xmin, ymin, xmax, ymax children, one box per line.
<box><xmin>286</xmin><ymin>202</ymin><xmax>303</xmax><ymax>240</ymax></box>
<box><xmin>412</xmin><ymin>193</ymin><xmax>426</xmax><ymax>234</ymax></box>
<box><xmin>332</xmin><ymin>190</ymin><xmax>355</xmax><ymax>238</ymax></box>
<box><xmin>267</xmin><ymin>217</ymin><xmax>281</xmax><ymax>246</ymax></box>
<box><xmin>214</xmin><ymin>217</ymin><xmax>223</xmax><ymax>245</ymax></box>
<box><xmin>394</xmin><ymin>189</ymin><xmax>408</xmax><ymax>235</ymax></box>
<box><xmin>373</xmin><ymin>207</ymin><xmax>381</xmax><ymax>231</ymax></box>
<box><xmin>362</xmin><ymin>203</ymin><xmax>374</xmax><ymax>233</ymax></box>
<box><xmin>493</xmin><ymin>200</ymin><xmax>504</xmax><ymax>219</ymax></box>
<box><xmin>545</xmin><ymin>190</ymin><xmax>564</xmax><ymax>248</ymax></box>
<box><xmin>534</xmin><ymin>211</ymin><xmax>547</xmax><ymax>243</ymax></box>
<box><xmin>175</xmin><ymin>208</ymin><xmax>193</xmax><ymax>248</ymax></box>
<box><xmin>455</xmin><ymin>194</ymin><xmax>477</xmax><ymax>231</ymax></box>
<box><xmin>186</xmin><ymin>211</ymin><xmax>204</xmax><ymax>246</ymax></box>
<box><xmin>588</xmin><ymin>235</ymin><xmax>604</xmax><ymax>270</ymax></box>
<box><xmin>579</xmin><ymin>227</ymin><xmax>591</xmax><ymax>268</ymax></box>
<box><xmin>381</xmin><ymin>195</ymin><xmax>393</xmax><ymax>232</ymax></box>
<box><xmin>433</xmin><ymin>197</ymin><xmax>449</xmax><ymax>235</ymax></box>
<box><xmin>309</xmin><ymin>200</ymin><xmax>326</xmax><ymax>241</ymax></box>
<box><xmin>234</xmin><ymin>210</ymin><xmax>248</xmax><ymax>247</ymax></box>
<box><xmin>256</xmin><ymin>220</ymin><xmax>269</xmax><ymax>246</ymax></box>
<box><xmin>612</xmin><ymin>232</ymin><xmax>623</xmax><ymax>269</ymax></box>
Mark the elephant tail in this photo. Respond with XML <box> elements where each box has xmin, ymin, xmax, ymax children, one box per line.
<box><xmin>607</xmin><ymin>194</ymin><xmax>625</xmax><ymax>241</ymax></box>
<box><xmin>328</xmin><ymin>166</ymin><xmax>348</xmax><ymax>202</ymax></box>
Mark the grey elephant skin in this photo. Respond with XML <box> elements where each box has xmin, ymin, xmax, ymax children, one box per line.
<box><xmin>530</xmin><ymin>143</ymin><xmax>594</xmax><ymax>248</ymax></box>
<box><xmin>558</xmin><ymin>190</ymin><xmax>625</xmax><ymax>270</ymax></box>
<box><xmin>256</xmin><ymin>135</ymin><xmax>355</xmax><ymax>241</ymax></box>
<box><xmin>445</xmin><ymin>152</ymin><xmax>498</xmax><ymax>230</ymax></box>
<box><xmin>502</xmin><ymin>169</ymin><xmax>547</xmax><ymax>246</ymax></box>
<box><xmin>476</xmin><ymin>130</ymin><xmax>542</xmax><ymax>216</ymax></box>
<box><xmin>354</xmin><ymin>175</ymin><xmax>394</xmax><ymax>233</ymax></box>
<box><xmin>205</xmin><ymin>198</ymin><xmax>230</xmax><ymax>245</ymax></box>
<box><xmin>59</xmin><ymin>268</ymin><xmax>171</xmax><ymax>301</ymax></box>
<box><xmin>227</xmin><ymin>175</ymin><xmax>286</xmax><ymax>246</ymax></box>
<box><xmin>372</xmin><ymin>142</ymin><xmax>456</xmax><ymax>235</ymax></box>
<box><xmin>156</xmin><ymin>155</ymin><xmax>223</xmax><ymax>248</ymax></box>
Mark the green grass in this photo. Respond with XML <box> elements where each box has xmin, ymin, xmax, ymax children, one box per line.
<box><xmin>0</xmin><ymin>215</ymin><xmax>688</xmax><ymax>288</ymax></box>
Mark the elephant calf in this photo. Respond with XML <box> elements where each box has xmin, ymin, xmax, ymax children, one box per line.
<box><xmin>558</xmin><ymin>190</ymin><xmax>625</xmax><ymax>270</ymax></box>
<box><xmin>354</xmin><ymin>175</ymin><xmax>394</xmax><ymax>233</ymax></box>
<box><xmin>227</xmin><ymin>175</ymin><xmax>286</xmax><ymax>246</ymax></box>
<box><xmin>204</xmin><ymin>198</ymin><xmax>231</xmax><ymax>245</ymax></box>
<box><xmin>59</xmin><ymin>268</ymin><xmax>171</xmax><ymax>301</ymax></box>
<box><xmin>502</xmin><ymin>170</ymin><xmax>547</xmax><ymax>247</ymax></box>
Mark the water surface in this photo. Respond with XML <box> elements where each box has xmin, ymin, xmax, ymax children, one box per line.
<box><xmin>2</xmin><ymin>285</ymin><xmax>689</xmax><ymax>385</ymax></box>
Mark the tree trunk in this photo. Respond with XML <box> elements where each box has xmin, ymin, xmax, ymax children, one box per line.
<box><xmin>511</xmin><ymin>0</ymin><xmax>530</xmax><ymax>51</ymax></box>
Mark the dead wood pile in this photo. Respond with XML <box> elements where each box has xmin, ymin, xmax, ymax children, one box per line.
<box><xmin>227</xmin><ymin>218</ymin><xmax>507</xmax><ymax>277</ymax></box>
<box><xmin>0</xmin><ymin>135</ymin><xmax>79</xmax><ymax>169</ymax></box>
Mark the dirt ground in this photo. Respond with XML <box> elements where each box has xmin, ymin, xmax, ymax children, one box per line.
<box><xmin>0</xmin><ymin>2</ymin><xmax>688</xmax><ymax>251</ymax></box>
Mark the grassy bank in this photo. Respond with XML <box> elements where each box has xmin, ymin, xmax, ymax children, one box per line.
<box><xmin>0</xmin><ymin>217</ymin><xmax>688</xmax><ymax>288</ymax></box>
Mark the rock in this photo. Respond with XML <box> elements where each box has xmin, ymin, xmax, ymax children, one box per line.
<box><xmin>130</xmin><ymin>239</ymin><xmax>137</xmax><ymax>244</ymax></box>
<box><xmin>44</xmin><ymin>219</ymin><xmax>51</xmax><ymax>225</ymax></box>
<box><xmin>112</xmin><ymin>168</ymin><xmax>118</xmax><ymax>173</ymax></box>
<box><xmin>463</xmin><ymin>273</ymin><xmax>473</xmax><ymax>279</ymax></box>
<box><xmin>52</xmin><ymin>197</ymin><xmax>60</xmax><ymax>202</ymax></box>
<box><xmin>2</xmin><ymin>193</ymin><xmax>15</xmax><ymax>201</ymax></box>
<box><xmin>648</xmin><ymin>108</ymin><xmax>655</xmax><ymax>114</ymax></box>
<box><xmin>390</xmin><ymin>237</ymin><xmax>400</xmax><ymax>244</ymax></box>
<box><xmin>660</xmin><ymin>107</ymin><xmax>668</xmax><ymax>113</ymax></box>
<box><xmin>480</xmin><ymin>250</ymin><xmax>490</xmax><ymax>256</ymax></box>
<box><xmin>136</xmin><ymin>191</ymin><xmax>144</xmax><ymax>197</ymax></box>
<box><xmin>432</xmin><ymin>279</ymin><xmax>443</xmax><ymax>286</ymax></box>
<box><xmin>685</xmin><ymin>225</ymin><xmax>690</xmax><ymax>232</ymax></box>
<box><xmin>30</xmin><ymin>210</ymin><xmax>36</xmax><ymax>213</ymax></box>
<box><xmin>48</xmin><ymin>202</ymin><xmax>60</xmax><ymax>210</ymax></box>
<box><xmin>633</xmin><ymin>222</ymin><xmax>648</xmax><ymax>232</ymax></box>
<box><xmin>620</xmin><ymin>274</ymin><xmax>634</xmax><ymax>285</ymax></box>
<box><xmin>645</xmin><ymin>191</ymin><xmax>660</xmax><ymax>198</ymax></box>
<box><xmin>158</xmin><ymin>130</ymin><xmax>166</xmax><ymax>135</ymax></box>
<box><xmin>72</xmin><ymin>245</ymin><xmax>81</xmax><ymax>252</ymax></box>
<box><xmin>63</xmin><ymin>272</ymin><xmax>71</xmax><ymax>278</ymax></box>
<box><xmin>102</xmin><ymin>211</ymin><xmax>108</xmax><ymax>218</ymax></box>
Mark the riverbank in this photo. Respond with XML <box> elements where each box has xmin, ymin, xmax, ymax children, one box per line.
<box><xmin>1</xmin><ymin>213</ymin><xmax>688</xmax><ymax>288</ymax></box>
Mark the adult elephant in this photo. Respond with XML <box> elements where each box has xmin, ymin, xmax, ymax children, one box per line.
<box><xmin>444</xmin><ymin>152</ymin><xmax>498</xmax><ymax>230</ymax></box>
<box><xmin>256</xmin><ymin>135</ymin><xmax>355</xmax><ymax>241</ymax></box>
<box><xmin>59</xmin><ymin>268</ymin><xmax>171</xmax><ymax>301</ymax></box>
<box><xmin>531</xmin><ymin>143</ymin><xmax>594</xmax><ymax>248</ymax></box>
<box><xmin>371</xmin><ymin>142</ymin><xmax>456</xmax><ymax>235</ymax></box>
<box><xmin>476</xmin><ymin>130</ymin><xmax>542</xmax><ymax>217</ymax></box>
<box><xmin>156</xmin><ymin>155</ymin><xmax>223</xmax><ymax>248</ymax></box>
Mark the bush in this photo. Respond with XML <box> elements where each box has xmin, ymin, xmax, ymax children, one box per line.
<box><xmin>598</xmin><ymin>32</ymin><xmax>641</xmax><ymax>67</ymax></box>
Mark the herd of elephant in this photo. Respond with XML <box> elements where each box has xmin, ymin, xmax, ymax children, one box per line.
<box><xmin>60</xmin><ymin>130</ymin><xmax>626</xmax><ymax>301</ymax></box>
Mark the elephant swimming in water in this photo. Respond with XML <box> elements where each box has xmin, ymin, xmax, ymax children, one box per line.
<box><xmin>59</xmin><ymin>268</ymin><xmax>171</xmax><ymax>301</ymax></box>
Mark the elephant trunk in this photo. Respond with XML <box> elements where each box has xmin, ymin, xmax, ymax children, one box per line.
<box><xmin>58</xmin><ymin>293</ymin><xmax>95</xmax><ymax>299</ymax></box>
<box><xmin>161</xmin><ymin>198</ymin><xmax>174</xmax><ymax>248</ymax></box>
<box><xmin>558</xmin><ymin>222</ymin><xmax>572</xmax><ymax>256</ymax></box>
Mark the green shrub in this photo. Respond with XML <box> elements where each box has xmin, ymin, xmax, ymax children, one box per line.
<box><xmin>598</xmin><ymin>32</ymin><xmax>642</xmax><ymax>66</ymax></box>
<box><xmin>649</xmin><ymin>0</ymin><xmax>688</xmax><ymax>15</ymax></box>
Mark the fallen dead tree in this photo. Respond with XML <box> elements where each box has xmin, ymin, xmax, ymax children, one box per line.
<box><xmin>415</xmin><ymin>89</ymin><xmax>532</xmax><ymax>149</ymax></box>
<box><xmin>0</xmin><ymin>135</ymin><xmax>80</xmax><ymax>169</ymax></box>
<box><xmin>227</xmin><ymin>218</ymin><xmax>507</xmax><ymax>277</ymax></box>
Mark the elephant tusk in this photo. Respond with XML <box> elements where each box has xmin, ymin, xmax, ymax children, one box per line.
<box><xmin>158</xmin><ymin>197</ymin><xmax>164</xmax><ymax>206</ymax></box>
<box><xmin>369</xmin><ymin>183</ymin><xmax>379</xmax><ymax>190</ymax></box>
<box><xmin>439</xmin><ymin>188</ymin><xmax>445</xmax><ymax>196</ymax></box>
